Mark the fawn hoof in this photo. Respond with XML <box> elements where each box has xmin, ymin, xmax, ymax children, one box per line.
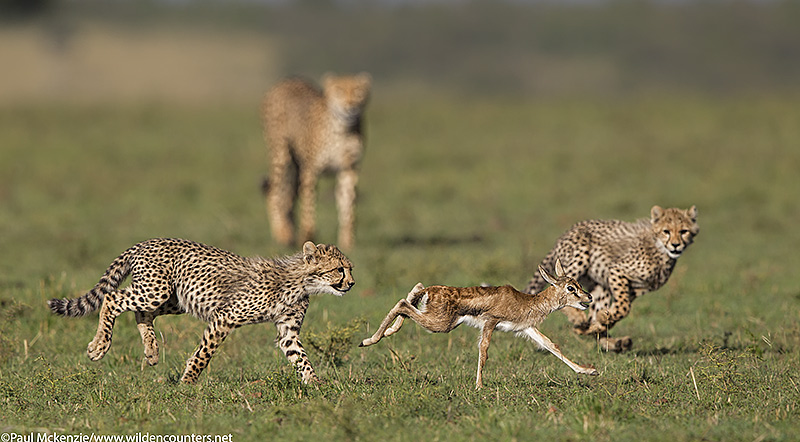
<box><xmin>579</xmin><ymin>364</ymin><xmax>599</xmax><ymax>376</ymax></box>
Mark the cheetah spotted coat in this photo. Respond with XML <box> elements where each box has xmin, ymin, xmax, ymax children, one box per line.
<box><xmin>48</xmin><ymin>238</ymin><xmax>354</xmax><ymax>384</ymax></box>
<box><xmin>524</xmin><ymin>206</ymin><xmax>698</xmax><ymax>351</ymax></box>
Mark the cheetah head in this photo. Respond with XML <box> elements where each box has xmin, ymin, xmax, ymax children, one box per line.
<box><xmin>302</xmin><ymin>241</ymin><xmax>355</xmax><ymax>296</ymax></box>
<box><xmin>323</xmin><ymin>72</ymin><xmax>371</xmax><ymax>123</ymax></box>
<box><xmin>650</xmin><ymin>205</ymin><xmax>699</xmax><ymax>259</ymax></box>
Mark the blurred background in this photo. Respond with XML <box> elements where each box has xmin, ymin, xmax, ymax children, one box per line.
<box><xmin>2</xmin><ymin>0</ymin><xmax>799</xmax><ymax>105</ymax></box>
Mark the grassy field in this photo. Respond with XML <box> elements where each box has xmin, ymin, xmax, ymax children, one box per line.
<box><xmin>0</xmin><ymin>93</ymin><xmax>799</xmax><ymax>441</ymax></box>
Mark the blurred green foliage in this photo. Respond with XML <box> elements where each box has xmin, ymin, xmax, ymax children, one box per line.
<box><xmin>40</xmin><ymin>0</ymin><xmax>800</xmax><ymax>97</ymax></box>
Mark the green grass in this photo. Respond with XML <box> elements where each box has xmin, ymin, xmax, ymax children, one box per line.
<box><xmin>1</xmin><ymin>94</ymin><xmax>799</xmax><ymax>441</ymax></box>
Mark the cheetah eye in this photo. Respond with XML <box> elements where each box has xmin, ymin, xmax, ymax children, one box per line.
<box><xmin>326</xmin><ymin>267</ymin><xmax>344</xmax><ymax>276</ymax></box>
<box><xmin>679</xmin><ymin>229</ymin><xmax>689</xmax><ymax>235</ymax></box>
<box><xmin>663</xmin><ymin>229</ymin><xmax>670</xmax><ymax>235</ymax></box>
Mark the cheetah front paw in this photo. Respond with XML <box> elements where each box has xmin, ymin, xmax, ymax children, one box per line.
<box><xmin>180</xmin><ymin>372</ymin><xmax>199</xmax><ymax>384</ymax></box>
<box><xmin>302</xmin><ymin>374</ymin><xmax>322</xmax><ymax>386</ymax></box>
<box><xmin>595</xmin><ymin>309</ymin><xmax>612</xmax><ymax>325</ymax></box>
<box><xmin>87</xmin><ymin>338</ymin><xmax>111</xmax><ymax>361</ymax></box>
<box><xmin>143</xmin><ymin>343</ymin><xmax>160</xmax><ymax>366</ymax></box>
<box><xmin>585</xmin><ymin>322</ymin><xmax>609</xmax><ymax>335</ymax></box>
<box><xmin>309</xmin><ymin>376</ymin><xmax>326</xmax><ymax>386</ymax></box>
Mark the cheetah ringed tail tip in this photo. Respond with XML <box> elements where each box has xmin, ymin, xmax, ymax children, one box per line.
<box><xmin>47</xmin><ymin>292</ymin><xmax>104</xmax><ymax>317</ymax></box>
<box><xmin>48</xmin><ymin>246</ymin><xmax>135</xmax><ymax>318</ymax></box>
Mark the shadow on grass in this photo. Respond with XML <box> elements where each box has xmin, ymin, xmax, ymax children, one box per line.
<box><xmin>632</xmin><ymin>346</ymin><xmax>700</xmax><ymax>357</ymax></box>
<box><xmin>630</xmin><ymin>333</ymin><xmax>785</xmax><ymax>358</ymax></box>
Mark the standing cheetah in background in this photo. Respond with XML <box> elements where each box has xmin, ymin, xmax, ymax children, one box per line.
<box><xmin>262</xmin><ymin>73</ymin><xmax>371</xmax><ymax>251</ymax></box>
<box><xmin>48</xmin><ymin>238</ymin><xmax>355</xmax><ymax>384</ymax></box>
<box><xmin>524</xmin><ymin>205</ymin><xmax>698</xmax><ymax>352</ymax></box>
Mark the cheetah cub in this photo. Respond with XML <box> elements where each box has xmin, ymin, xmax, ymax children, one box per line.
<box><xmin>524</xmin><ymin>206</ymin><xmax>698</xmax><ymax>352</ymax></box>
<box><xmin>262</xmin><ymin>73</ymin><xmax>371</xmax><ymax>250</ymax></box>
<box><xmin>48</xmin><ymin>238</ymin><xmax>354</xmax><ymax>384</ymax></box>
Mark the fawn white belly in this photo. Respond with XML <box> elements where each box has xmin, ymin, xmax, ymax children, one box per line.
<box><xmin>456</xmin><ymin>316</ymin><xmax>525</xmax><ymax>333</ymax></box>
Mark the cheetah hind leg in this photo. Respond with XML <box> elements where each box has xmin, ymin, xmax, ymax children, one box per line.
<box><xmin>266</xmin><ymin>146</ymin><xmax>298</xmax><ymax>247</ymax></box>
<box><xmin>335</xmin><ymin>168</ymin><xmax>358</xmax><ymax>251</ymax></box>
<box><xmin>135</xmin><ymin>311</ymin><xmax>160</xmax><ymax>366</ymax></box>
<box><xmin>597</xmin><ymin>334</ymin><xmax>633</xmax><ymax>353</ymax></box>
<box><xmin>87</xmin><ymin>291</ymin><xmax>127</xmax><ymax>361</ymax></box>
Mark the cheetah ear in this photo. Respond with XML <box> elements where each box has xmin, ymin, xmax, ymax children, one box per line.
<box><xmin>686</xmin><ymin>205</ymin><xmax>698</xmax><ymax>222</ymax></box>
<box><xmin>687</xmin><ymin>205</ymin><xmax>700</xmax><ymax>235</ymax></box>
<box><xmin>650</xmin><ymin>205</ymin><xmax>664</xmax><ymax>223</ymax></box>
<box><xmin>302</xmin><ymin>241</ymin><xmax>318</xmax><ymax>265</ymax></box>
<box><xmin>357</xmin><ymin>72</ymin><xmax>372</xmax><ymax>87</ymax></box>
<box><xmin>538</xmin><ymin>264</ymin><xmax>558</xmax><ymax>287</ymax></box>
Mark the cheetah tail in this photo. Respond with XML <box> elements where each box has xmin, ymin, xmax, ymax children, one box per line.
<box><xmin>47</xmin><ymin>247</ymin><xmax>135</xmax><ymax>317</ymax></box>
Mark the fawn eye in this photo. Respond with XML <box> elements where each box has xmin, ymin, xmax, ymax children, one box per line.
<box><xmin>567</xmin><ymin>285</ymin><xmax>575</xmax><ymax>293</ymax></box>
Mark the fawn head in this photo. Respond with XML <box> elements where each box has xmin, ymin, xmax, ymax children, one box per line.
<box><xmin>538</xmin><ymin>259</ymin><xmax>592</xmax><ymax>310</ymax></box>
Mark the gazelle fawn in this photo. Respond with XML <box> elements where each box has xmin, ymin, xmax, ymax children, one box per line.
<box><xmin>360</xmin><ymin>259</ymin><xmax>599</xmax><ymax>389</ymax></box>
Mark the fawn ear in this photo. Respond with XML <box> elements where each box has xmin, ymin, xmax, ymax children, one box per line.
<box><xmin>302</xmin><ymin>241</ymin><xmax>318</xmax><ymax>265</ymax></box>
<box><xmin>554</xmin><ymin>258</ymin><xmax>566</xmax><ymax>277</ymax></box>
<box><xmin>538</xmin><ymin>264</ymin><xmax>557</xmax><ymax>286</ymax></box>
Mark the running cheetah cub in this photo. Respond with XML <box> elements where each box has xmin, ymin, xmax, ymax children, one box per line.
<box><xmin>524</xmin><ymin>205</ymin><xmax>698</xmax><ymax>352</ymax></box>
<box><xmin>262</xmin><ymin>73</ymin><xmax>371</xmax><ymax>250</ymax></box>
<box><xmin>48</xmin><ymin>238</ymin><xmax>355</xmax><ymax>384</ymax></box>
